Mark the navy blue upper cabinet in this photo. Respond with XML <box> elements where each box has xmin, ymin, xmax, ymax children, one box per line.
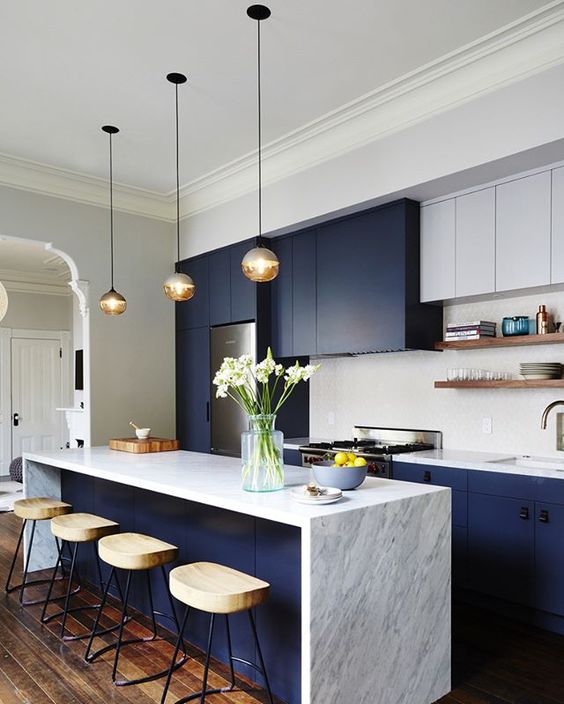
<box><xmin>230</xmin><ymin>240</ymin><xmax>257</xmax><ymax>323</ymax></box>
<box><xmin>293</xmin><ymin>231</ymin><xmax>317</xmax><ymax>356</ymax></box>
<box><xmin>176</xmin><ymin>256</ymin><xmax>209</xmax><ymax>330</ymax></box>
<box><xmin>271</xmin><ymin>237</ymin><xmax>293</xmax><ymax>357</ymax></box>
<box><xmin>316</xmin><ymin>200</ymin><xmax>441</xmax><ymax>355</ymax></box>
<box><xmin>176</xmin><ymin>327</ymin><xmax>210</xmax><ymax>453</ymax></box>
<box><xmin>209</xmin><ymin>249</ymin><xmax>231</xmax><ymax>326</ymax></box>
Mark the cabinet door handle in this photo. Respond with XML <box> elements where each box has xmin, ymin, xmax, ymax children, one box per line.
<box><xmin>539</xmin><ymin>509</ymin><xmax>550</xmax><ymax>523</ymax></box>
<box><xmin>13</xmin><ymin>413</ymin><xmax>19</xmax><ymax>427</ymax></box>
<box><xmin>206</xmin><ymin>402</ymin><xmax>210</xmax><ymax>422</ymax></box>
<box><xmin>423</xmin><ymin>470</ymin><xmax>432</xmax><ymax>482</ymax></box>
<box><xmin>519</xmin><ymin>506</ymin><xmax>529</xmax><ymax>520</ymax></box>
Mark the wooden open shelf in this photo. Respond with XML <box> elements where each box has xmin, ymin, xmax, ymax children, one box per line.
<box><xmin>435</xmin><ymin>332</ymin><xmax>564</xmax><ymax>351</ymax></box>
<box><xmin>435</xmin><ymin>379</ymin><xmax>564</xmax><ymax>389</ymax></box>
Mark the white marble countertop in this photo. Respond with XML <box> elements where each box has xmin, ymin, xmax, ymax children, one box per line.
<box><xmin>395</xmin><ymin>448</ymin><xmax>564</xmax><ymax>480</ymax></box>
<box><xmin>23</xmin><ymin>447</ymin><xmax>447</xmax><ymax>529</ymax></box>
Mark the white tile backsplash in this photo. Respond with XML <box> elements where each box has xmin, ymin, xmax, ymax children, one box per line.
<box><xmin>310</xmin><ymin>290</ymin><xmax>564</xmax><ymax>457</ymax></box>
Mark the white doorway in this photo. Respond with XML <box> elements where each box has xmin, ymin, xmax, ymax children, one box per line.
<box><xmin>11</xmin><ymin>333</ymin><xmax>70</xmax><ymax>456</ymax></box>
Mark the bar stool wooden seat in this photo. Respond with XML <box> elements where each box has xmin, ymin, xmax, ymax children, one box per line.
<box><xmin>161</xmin><ymin>562</ymin><xmax>273</xmax><ymax>704</ymax></box>
<box><xmin>85</xmin><ymin>532</ymin><xmax>187</xmax><ymax>687</ymax></box>
<box><xmin>5</xmin><ymin>497</ymin><xmax>73</xmax><ymax>605</ymax></box>
<box><xmin>40</xmin><ymin>513</ymin><xmax>121</xmax><ymax>640</ymax></box>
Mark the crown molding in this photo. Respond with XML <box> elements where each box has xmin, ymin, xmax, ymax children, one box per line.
<box><xmin>177</xmin><ymin>0</ymin><xmax>564</xmax><ymax>218</ymax></box>
<box><xmin>0</xmin><ymin>153</ymin><xmax>173</xmax><ymax>222</ymax></box>
<box><xmin>0</xmin><ymin>2</ymin><xmax>563</xmax><ymax>223</ymax></box>
<box><xmin>0</xmin><ymin>279</ymin><xmax>71</xmax><ymax>296</ymax></box>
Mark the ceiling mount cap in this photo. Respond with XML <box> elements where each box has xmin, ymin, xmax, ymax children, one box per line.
<box><xmin>166</xmin><ymin>72</ymin><xmax>188</xmax><ymax>85</ymax></box>
<box><xmin>247</xmin><ymin>4</ymin><xmax>271</xmax><ymax>20</ymax></box>
<box><xmin>101</xmin><ymin>125</ymin><xmax>119</xmax><ymax>134</ymax></box>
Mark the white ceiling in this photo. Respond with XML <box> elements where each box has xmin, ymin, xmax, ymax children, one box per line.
<box><xmin>0</xmin><ymin>240</ymin><xmax>70</xmax><ymax>285</ymax></box>
<box><xmin>0</xmin><ymin>0</ymin><xmax>549</xmax><ymax>194</ymax></box>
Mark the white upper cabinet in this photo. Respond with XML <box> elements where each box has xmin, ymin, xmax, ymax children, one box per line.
<box><xmin>495</xmin><ymin>171</ymin><xmax>551</xmax><ymax>292</ymax></box>
<box><xmin>552</xmin><ymin>167</ymin><xmax>564</xmax><ymax>284</ymax></box>
<box><xmin>455</xmin><ymin>188</ymin><xmax>495</xmax><ymax>297</ymax></box>
<box><xmin>420</xmin><ymin>200</ymin><xmax>455</xmax><ymax>302</ymax></box>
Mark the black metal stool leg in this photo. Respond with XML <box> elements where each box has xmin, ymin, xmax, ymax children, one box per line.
<box><xmin>40</xmin><ymin>538</ymin><xmax>65</xmax><ymax>623</ymax></box>
<box><xmin>19</xmin><ymin>519</ymin><xmax>36</xmax><ymax>604</ymax></box>
<box><xmin>200</xmin><ymin>613</ymin><xmax>216</xmax><ymax>704</ymax></box>
<box><xmin>59</xmin><ymin>542</ymin><xmax>79</xmax><ymax>638</ymax></box>
<box><xmin>248</xmin><ymin>610</ymin><xmax>274</xmax><ymax>704</ymax></box>
<box><xmin>160</xmin><ymin>605</ymin><xmax>190</xmax><ymax>704</ymax></box>
<box><xmin>84</xmin><ymin>565</ymin><xmax>116</xmax><ymax>662</ymax></box>
<box><xmin>5</xmin><ymin>519</ymin><xmax>26</xmax><ymax>594</ymax></box>
<box><xmin>111</xmin><ymin>570</ymin><xmax>132</xmax><ymax>683</ymax></box>
<box><xmin>146</xmin><ymin>570</ymin><xmax>158</xmax><ymax>640</ymax></box>
<box><xmin>225</xmin><ymin>615</ymin><xmax>235</xmax><ymax>690</ymax></box>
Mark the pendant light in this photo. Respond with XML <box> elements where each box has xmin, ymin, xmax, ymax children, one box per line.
<box><xmin>163</xmin><ymin>72</ymin><xmax>195</xmax><ymax>302</ymax></box>
<box><xmin>241</xmin><ymin>4</ymin><xmax>279</xmax><ymax>283</ymax></box>
<box><xmin>99</xmin><ymin>125</ymin><xmax>127</xmax><ymax>316</ymax></box>
<box><xmin>0</xmin><ymin>281</ymin><xmax>8</xmax><ymax>323</ymax></box>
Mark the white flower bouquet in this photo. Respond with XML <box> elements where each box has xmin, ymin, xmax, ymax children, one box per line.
<box><xmin>213</xmin><ymin>349</ymin><xmax>319</xmax><ymax>491</ymax></box>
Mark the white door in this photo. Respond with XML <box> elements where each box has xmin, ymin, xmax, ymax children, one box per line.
<box><xmin>11</xmin><ymin>337</ymin><xmax>63</xmax><ymax>457</ymax></box>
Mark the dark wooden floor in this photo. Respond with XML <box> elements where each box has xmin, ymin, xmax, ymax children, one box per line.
<box><xmin>0</xmin><ymin>512</ymin><xmax>274</xmax><ymax>704</ymax></box>
<box><xmin>1</xmin><ymin>512</ymin><xmax>564</xmax><ymax>704</ymax></box>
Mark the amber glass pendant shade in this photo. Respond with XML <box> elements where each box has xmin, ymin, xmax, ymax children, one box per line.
<box><xmin>163</xmin><ymin>271</ymin><xmax>196</xmax><ymax>301</ymax></box>
<box><xmin>99</xmin><ymin>287</ymin><xmax>127</xmax><ymax>315</ymax></box>
<box><xmin>241</xmin><ymin>246</ymin><xmax>279</xmax><ymax>282</ymax></box>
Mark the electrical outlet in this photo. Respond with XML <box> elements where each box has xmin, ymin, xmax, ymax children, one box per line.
<box><xmin>327</xmin><ymin>411</ymin><xmax>335</xmax><ymax>426</ymax></box>
<box><xmin>482</xmin><ymin>417</ymin><xmax>492</xmax><ymax>434</ymax></box>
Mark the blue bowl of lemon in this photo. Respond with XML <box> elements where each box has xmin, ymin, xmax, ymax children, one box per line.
<box><xmin>312</xmin><ymin>452</ymin><xmax>368</xmax><ymax>491</ymax></box>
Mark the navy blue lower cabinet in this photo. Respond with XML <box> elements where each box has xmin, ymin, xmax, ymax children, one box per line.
<box><xmin>283</xmin><ymin>449</ymin><xmax>302</xmax><ymax>467</ymax></box>
<box><xmin>535</xmin><ymin>502</ymin><xmax>564</xmax><ymax>617</ymax></box>
<box><xmin>176</xmin><ymin>327</ymin><xmax>210</xmax><ymax>452</ymax></box>
<box><xmin>467</xmin><ymin>492</ymin><xmax>535</xmax><ymax>606</ymax></box>
<box><xmin>452</xmin><ymin>524</ymin><xmax>468</xmax><ymax>588</ymax></box>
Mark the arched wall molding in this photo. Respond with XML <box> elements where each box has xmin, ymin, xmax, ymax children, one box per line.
<box><xmin>0</xmin><ymin>233</ymin><xmax>91</xmax><ymax>448</ymax></box>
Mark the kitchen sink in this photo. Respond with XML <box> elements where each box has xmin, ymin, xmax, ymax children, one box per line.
<box><xmin>488</xmin><ymin>456</ymin><xmax>564</xmax><ymax>472</ymax></box>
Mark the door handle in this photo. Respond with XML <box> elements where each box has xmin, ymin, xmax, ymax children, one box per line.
<box><xmin>206</xmin><ymin>402</ymin><xmax>210</xmax><ymax>422</ymax></box>
<box><xmin>13</xmin><ymin>413</ymin><xmax>19</xmax><ymax>427</ymax></box>
<box><xmin>423</xmin><ymin>470</ymin><xmax>432</xmax><ymax>482</ymax></box>
<box><xmin>519</xmin><ymin>506</ymin><xmax>529</xmax><ymax>520</ymax></box>
<box><xmin>539</xmin><ymin>509</ymin><xmax>550</xmax><ymax>523</ymax></box>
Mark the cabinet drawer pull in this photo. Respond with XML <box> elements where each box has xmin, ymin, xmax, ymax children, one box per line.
<box><xmin>519</xmin><ymin>507</ymin><xmax>529</xmax><ymax>520</ymax></box>
<box><xmin>423</xmin><ymin>471</ymin><xmax>432</xmax><ymax>482</ymax></box>
<box><xmin>539</xmin><ymin>509</ymin><xmax>550</xmax><ymax>523</ymax></box>
<box><xmin>206</xmin><ymin>402</ymin><xmax>210</xmax><ymax>422</ymax></box>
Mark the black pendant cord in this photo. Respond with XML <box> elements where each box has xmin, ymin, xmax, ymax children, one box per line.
<box><xmin>256</xmin><ymin>16</ymin><xmax>263</xmax><ymax>247</ymax></box>
<box><xmin>175</xmin><ymin>82</ymin><xmax>181</xmax><ymax>272</ymax></box>
<box><xmin>108</xmin><ymin>131</ymin><xmax>115</xmax><ymax>289</ymax></box>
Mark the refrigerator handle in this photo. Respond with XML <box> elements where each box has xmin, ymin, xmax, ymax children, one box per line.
<box><xmin>206</xmin><ymin>401</ymin><xmax>210</xmax><ymax>422</ymax></box>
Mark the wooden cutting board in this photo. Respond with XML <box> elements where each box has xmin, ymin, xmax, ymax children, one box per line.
<box><xmin>109</xmin><ymin>437</ymin><xmax>180</xmax><ymax>453</ymax></box>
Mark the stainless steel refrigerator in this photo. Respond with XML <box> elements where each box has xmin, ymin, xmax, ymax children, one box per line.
<box><xmin>210</xmin><ymin>322</ymin><xmax>256</xmax><ymax>456</ymax></box>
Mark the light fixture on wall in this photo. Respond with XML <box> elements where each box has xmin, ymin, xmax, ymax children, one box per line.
<box><xmin>163</xmin><ymin>72</ymin><xmax>195</xmax><ymax>302</ymax></box>
<box><xmin>99</xmin><ymin>126</ymin><xmax>127</xmax><ymax>316</ymax></box>
<box><xmin>0</xmin><ymin>281</ymin><xmax>8</xmax><ymax>323</ymax></box>
<box><xmin>241</xmin><ymin>4</ymin><xmax>279</xmax><ymax>283</ymax></box>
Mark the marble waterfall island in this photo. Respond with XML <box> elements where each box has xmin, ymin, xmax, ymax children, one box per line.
<box><xmin>23</xmin><ymin>447</ymin><xmax>451</xmax><ymax>704</ymax></box>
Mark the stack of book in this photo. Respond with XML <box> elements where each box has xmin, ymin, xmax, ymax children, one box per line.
<box><xmin>445</xmin><ymin>321</ymin><xmax>496</xmax><ymax>341</ymax></box>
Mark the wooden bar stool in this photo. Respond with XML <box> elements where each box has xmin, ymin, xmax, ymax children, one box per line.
<box><xmin>40</xmin><ymin>512</ymin><xmax>122</xmax><ymax>640</ymax></box>
<box><xmin>5</xmin><ymin>497</ymin><xmax>73</xmax><ymax>605</ymax></box>
<box><xmin>160</xmin><ymin>562</ymin><xmax>274</xmax><ymax>704</ymax></box>
<box><xmin>85</xmin><ymin>532</ymin><xmax>187</xmax><ymax>687</ymax></box>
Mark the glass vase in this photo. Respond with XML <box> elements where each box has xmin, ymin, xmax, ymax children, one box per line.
<box><xmin>241</xmin><ymin>414</ymin><xmax>284</xmax><ymax>492</ymax></box>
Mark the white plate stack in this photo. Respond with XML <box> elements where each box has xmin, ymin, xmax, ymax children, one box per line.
<box><xmin>520</xmin><ymin>362</ymin><xmax>563</xmax><ymax>380</ymax></box>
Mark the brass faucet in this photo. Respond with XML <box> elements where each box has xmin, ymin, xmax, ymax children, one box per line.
<box><xmin>540</xmin><ymin>400</ymin><xmax>564</xmax><ymax>429</ymax></box>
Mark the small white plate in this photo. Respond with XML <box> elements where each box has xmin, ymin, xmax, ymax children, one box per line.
<box><xmin>291</xmin><ymin>486</ymin><xmax>343</xmax><ymax>505</ymax></box>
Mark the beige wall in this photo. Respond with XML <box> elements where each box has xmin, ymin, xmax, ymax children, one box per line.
<box><xmin>0</xmin><ymin>185</ymin><xmax>175</xmax><ymax>445</ymax></box>
<box><xmin>1</xmin><ymin>291</ymin><xmax>72</xmax><ymax>331</ymax></box>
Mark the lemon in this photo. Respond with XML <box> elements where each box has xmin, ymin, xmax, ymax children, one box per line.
<box><xmin>345</xmin><ymin>461</ymin><xmax>354</xmax><ymax>467</ymax></box>
<box><xmin>354</xmin><ymin>457</ymin><xmax>367</xmax><ymax>467</ymax></box>
<box><xmin>334</xmin><ymin>452</ymin><xmax>348</xmax><ymax>466</ymax></box>
<box><xmin>347</xmin><ymin>452</ymin><xmax>356</xmax><ymax>462</ymax></box>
